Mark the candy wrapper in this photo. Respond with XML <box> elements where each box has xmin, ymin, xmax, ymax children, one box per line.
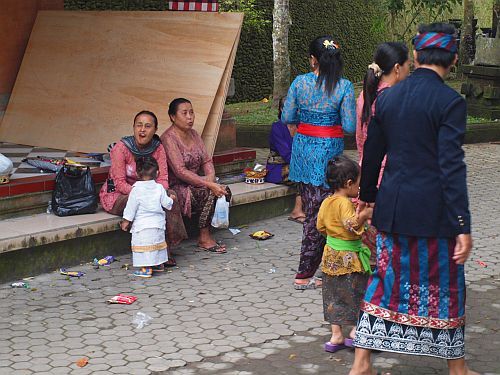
<box><xmin>249</xmin><ymin>230</ymin><xmax>274</xmax><ymax>240</ymax></box>
<box><xmin>60</xmin><ymin>268</ymin><xmax>85</xmax><ymax>277</ymax></box>
<box><xmin>107</xmin><ymin>294</ymin><xmax>137</xmax><ymax>305</ymax></box>
<box><xmin>93</xmin><ymin>255</ymin><xmax>115</xmax><ymax>266</ymax></box>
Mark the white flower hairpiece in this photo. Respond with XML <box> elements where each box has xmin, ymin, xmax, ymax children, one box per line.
<box><xmin>368</xmin><ymin>62</ymin><xmax>383</xmax><ymax>78</ymax></box>
<box><xmin>323</xmin><ymin>40</ymin><xmax>339</xmax><ymax>50</ymax></box>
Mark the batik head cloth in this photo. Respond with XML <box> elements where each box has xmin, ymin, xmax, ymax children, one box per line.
<box><xmin>412</xmin><ymin>32</ymin><xmax>457</xmax><ymax>53</ymax></box>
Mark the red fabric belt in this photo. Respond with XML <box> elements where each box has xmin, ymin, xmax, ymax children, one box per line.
<box><xmin>297</xmin><ymin>123</ymin><xmax>343</xmax><ymax>138</ymax></box>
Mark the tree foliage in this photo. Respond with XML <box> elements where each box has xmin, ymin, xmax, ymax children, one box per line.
<box><xmin>219</xmin><ymin>0</ymin><xmax>270</xmax><ymax>29</ymax></box>
<box><xmin>386</xmin><ymin>0</ymin><xmax>461</xmax><ymax>41</ymax></box>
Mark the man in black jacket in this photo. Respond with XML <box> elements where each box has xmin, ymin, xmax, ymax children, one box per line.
<box><xmin>350</xmin><ymin>23</ymin><xmax>477</xmax><ymax>375</ymax></box>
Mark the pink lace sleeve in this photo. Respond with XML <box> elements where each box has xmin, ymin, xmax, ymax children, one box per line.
<box><xmin>152</xmin><ymin>146</ymin><xmax>169</xmax><ymax>190</ymax></box>
<box><xmin>196</xmin><ymin>132</ymin><xmax>216</xmax><ymax>181</ymax></box>
<box><xmin>162</xmin><ymin>132</ymin><xmax>208</xmax><ymax>187</ymax></box>
<box><xmin>356</xmin><ymin>93</ymin><xmax>367</xmax><ymax>164</ymax></box>
<box><xmin>110</xmin><ymin>143</ymin><xmax>133</xmax><ymax>196</ymax></box>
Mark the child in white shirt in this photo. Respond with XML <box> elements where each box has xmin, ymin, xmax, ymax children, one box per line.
<box><xmin>121</xmin><ymin>156</ymin><xmax>174</xmax><ymax>278</ymax></box>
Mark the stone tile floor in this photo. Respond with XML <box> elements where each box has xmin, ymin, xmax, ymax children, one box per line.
<box><xmin>0</xmin><ymin>144</ymin><xmax>499</xmax><ymax>374</ymax></box>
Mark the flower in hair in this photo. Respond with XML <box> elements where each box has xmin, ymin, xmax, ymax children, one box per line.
<box><xmin>368</xmin><ymin>62</ymin><xmax>383</xmax><ymax>78</ymax></box>
<box><xmin>323</xmin><ymin>40</ymin><xmax>339</xmax><ymax>50</ymax></box>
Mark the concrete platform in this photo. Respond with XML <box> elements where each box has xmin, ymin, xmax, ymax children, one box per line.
<box><xmin>0</xmin><ymin>181</ymin><xmax>296</xmax><ymax>282</ymax></box>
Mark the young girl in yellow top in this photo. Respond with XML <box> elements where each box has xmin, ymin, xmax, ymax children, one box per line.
<box><xmin>317</xmin><ymin>155</ymin><xmax>373</xmax><ymax>353</ymax></box>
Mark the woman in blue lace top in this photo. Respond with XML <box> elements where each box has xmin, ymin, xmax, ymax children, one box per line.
<box><xmin>282</xmin><ymin>36</ymin><xmax>356</xmax><ymax>290</ymax></box>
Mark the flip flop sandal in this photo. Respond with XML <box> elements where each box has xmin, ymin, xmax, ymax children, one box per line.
<box><xmin>344</xmin><ymin>338</ymin><xmax>354</xmax><ymax>348</ymax></box>
<box><xmin>324</xmin><ymin>341</ymin><xmax>347</xmax><ymax>353</ymax></box>
<box><xmin>198</xmin><ymin>244</ymin><xmax>227</xmax><ymax>254</ymax></box>
<box><xmin>293</xmin><ymin>277</ymin><xmax>321</xmax><ymax>290</ymax></box>
<box><xmin>287</xmin><ymin>216</ymin><xmax>305</xmax><ymax>224</ymax></box>
<box><xmin>164</xmin><ymin>258</ymin><xmax>177</xmax><ymax>267</ymax></box>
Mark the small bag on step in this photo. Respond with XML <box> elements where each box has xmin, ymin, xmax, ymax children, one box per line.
<box><xmin>52</xmin><ymin>165</ymin><xmax>97</xmax><ymax>216</ymax></box>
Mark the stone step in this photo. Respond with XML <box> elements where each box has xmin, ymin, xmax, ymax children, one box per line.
<box><xmin>0</xmin><ymin>181</ymin><xmax>296</xmax><ymax>283</ymax></box>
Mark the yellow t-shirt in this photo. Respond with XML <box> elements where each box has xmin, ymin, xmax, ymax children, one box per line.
<box><xmin>317</xmin><ymin>195</ymin><xmax>367</xmax><ymax>276</ymax></box>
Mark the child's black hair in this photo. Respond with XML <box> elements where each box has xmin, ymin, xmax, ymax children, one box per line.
<box><xmin>326</xmin><ymin>155</ymin><xmax>360</xmax><ymax>191</ymax></box>
<box><xmin>135</xmin><ymin>156</ymin><xmax>159</xmax><ymax>180</ymax></box>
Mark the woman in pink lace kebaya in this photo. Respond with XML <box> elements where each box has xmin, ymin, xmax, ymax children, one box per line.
<box><xmin>100</xmin><ymin>110</ymin><xmax>188</xmax><ymax>265</ymax></box>
<box><xmin>356</xmin><ymin>42</ymin><xmax>411</xmax><ymax>182</ymax></box>
<box><xmin>161</xmin><ymin>98</ymin><xmax>231</xmax><ymax>254</ymax></box>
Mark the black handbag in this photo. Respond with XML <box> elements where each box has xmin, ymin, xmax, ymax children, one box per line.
<box><xmin>52</xmin><ymin>165</ymin><xmax>98</xmax><ymax>216</ymax></box>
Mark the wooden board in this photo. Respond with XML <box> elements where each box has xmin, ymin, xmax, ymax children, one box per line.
<box><xmin>0</xmin><ymin>11</ymin><xmax>243</xmax><ymax>153</ymax></box>
<box><xmin>202</xmin><ymin>26</ymin><xmax>240</xmax><ymax>156</ymax></box>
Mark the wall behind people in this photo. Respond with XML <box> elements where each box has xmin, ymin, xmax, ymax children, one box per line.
<box><xmin>227</xmin><ymin>0</ymin><xmax>387</xmax><ymax>102</ymax></box>
<box><xmin>0</xmin><ymin>0</ymin><xmax>63</xmax><ymax>122</ymax></box>
<box><xmin>64</xmin><ymin>0</ymin><xmax>385</xmax><ymax>102</ymax></box>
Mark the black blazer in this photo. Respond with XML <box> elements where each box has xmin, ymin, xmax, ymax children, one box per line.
<box><xmin>360</xmin><ymin>68</ymin><xmax>470</xmax><ymax>238</ymax></box>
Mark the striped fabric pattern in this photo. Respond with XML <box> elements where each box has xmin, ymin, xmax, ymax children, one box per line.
<box><xmin>364</xmin><ymin>233</ymin><xmax>465</xmax><ymax>324</ymax></box>
<box><xmin>353</xmin><ymin>232</ymin><xmax>466</xmax><ymax>359</ymax></box>
<box><xmin>412</xmin><ymin>32</ymin><xmax>458</xmax><ymax>53</ymax></box>
<box><xmin>168</xmin><ymin>0</ymin><xmax>219</xmax><ymax>11</ymax></box>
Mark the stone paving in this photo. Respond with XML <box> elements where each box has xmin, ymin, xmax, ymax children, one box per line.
<box><xmin>0</xmin><ymin>144</ymin><xmax>499</xmax><ymax>375</ymax></box>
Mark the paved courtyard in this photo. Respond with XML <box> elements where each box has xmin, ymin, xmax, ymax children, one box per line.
<box><xmin>0</xmin><ymin>144</ymin><xmax>499</xmax><ymax>375</ymax></box>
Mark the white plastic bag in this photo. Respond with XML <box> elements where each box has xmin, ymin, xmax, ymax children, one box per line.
<box><xmin>132</xmin><ymin>312</ymin><xmax>152</xmax><ymax>329</ymax></box>
<box><xmin>211</xmin><ymin>196</ymin><xmax>230</xmax><ymax>228</ymax></box>
<box><xmin>0</xmin><ymin>153</ymin><xmax>13</xmax><ymax>175</ymax></box>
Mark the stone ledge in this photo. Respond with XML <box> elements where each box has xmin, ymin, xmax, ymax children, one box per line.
<box><xmin>0</xmin><ymin>209</ymin><xmax>121</xmax><ymax>254</ymax></box>
<box><xmin>0</xmin><ymin>182</ymin><xmax>296</xmax><ymax>255</ymax></box>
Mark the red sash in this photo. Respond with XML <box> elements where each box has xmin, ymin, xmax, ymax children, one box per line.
<box><xmin>297</xmin><ymin>123</ymin><xmax>343</xmax><ymax>138</ymax></box>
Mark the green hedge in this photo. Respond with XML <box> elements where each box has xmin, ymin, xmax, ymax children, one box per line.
<box><xmin>64</xmin><ymin>0</ymin><xmax>386</xmax><ymax>102</ymax></box>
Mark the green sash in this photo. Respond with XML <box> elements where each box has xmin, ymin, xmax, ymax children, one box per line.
<box><xmin>326</xmin><ymin>236</ymin><xmax>372</xmax><ymax>274</ymax></box>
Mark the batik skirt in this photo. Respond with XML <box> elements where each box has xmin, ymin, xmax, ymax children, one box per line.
<box><xmin>295</xmin><ymin>183</ymin><xmax>330</xmax><ymax>279</ymax></box>
<box><xmin>131</xmin><ymin>228</ymin><xmax>168</xmax><ymax>267</ymax></box>
<box><xmin>323</xmin><ymin>272</ymin><xmax>369</xmax><ymax>325</ymax></box>
<box><xmin>353</xmin><ymin>233</ymin><xmax>466</xmax><ymax>359</ymax></box>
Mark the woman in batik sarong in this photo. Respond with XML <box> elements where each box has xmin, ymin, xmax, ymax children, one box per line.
<box><xmin>350</xmin><ymin>23</ymin><xmax>478</xmax><ymax>375</ymax></box>
<box><xmin>265</xmin><ymin>96</ymin><xmax>305</xmax><ymax>223</ymax></box>
<box><xmin>281</xmin><ymin>36</ymin><xmax>356</xmax><ymax>289</ymax></box>
<box><xmin>100</xmin><ymin>110</ymin><xmax>187</xmax><ymax>266</ymax></box>
<box><xmin>161</xmin><ymin>98</ymin><xmax>230</xmax><ymax>254</ymax></box>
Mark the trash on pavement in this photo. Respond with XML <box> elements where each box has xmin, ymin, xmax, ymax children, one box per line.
<box><xmin>107</xmin><ymin>294</ymin><xmax>137</xmax><ymax>305</ymax></box>
<box><xmin>11</xmin><ymin>282</ymin><xmax>30</xmax><ymax>288</ymax></box>
<box><xmin>132</xmin><ymin>312</ymin><xmax>153</xmax><ymax>329</ymax></box>
<box><xmin>228</xmin><ymin>228</ymin><xmax>241</xmax><ymax>235</ymax></box>
<box><xmin>121</xmin><ymin>264</ymin><xmax>130</xmax><ymax>270</ymax></box>
<box><xmin>94</xmin><ymin>255</ymin><xmax>115</xmax><ymax>267</ymax></box>
<box><xmin>75</xmin><ymin>357</ymin><xmax>89</xmax><ymax>367</ymax></box>
<box><xmin>249</xmin><ymin>230</ymin><xmax>274</xmax><ymax>240</ymax></box>
<box><xmin>60</xmin><ymin>268</ymin><xmax>85</xmax><ymax>278</ymax></box>
<box><xmin>268</xmin><ymin>267</ymin><xmax>276</xmax><ymax>274</ymax></box>
<box><xmin>476</xmin><ymin>260</ymin><xmax>487</xmax><ymax>268</ymax></box>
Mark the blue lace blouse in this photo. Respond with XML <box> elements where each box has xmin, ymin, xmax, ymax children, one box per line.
<box><xmin>281</xmin><ymin>72</ymin><xmax>356</xmax><ymax>187</ymax></box>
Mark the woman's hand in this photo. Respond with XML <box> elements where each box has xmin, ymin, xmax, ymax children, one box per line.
<box><xmin>207</xmin><ymin>182</ymin><xmax>227</xmax><ymax>198</ymax></box>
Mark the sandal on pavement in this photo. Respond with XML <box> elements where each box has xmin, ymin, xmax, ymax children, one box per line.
<box><xmin>324</xmin><ymin>341</ymin><xmax>347</xmax><ymax>353</ymax></box>
<box><xmin>152</xmin><ymin>264</ymin><xmax>165</xmax><ymax>272</ymax></box>
<box><xmin>294</xmin><ymin>277</ymin><xmax>322</xmax><ymax>290</ymax></box>
<box><xmin>287</xmin><ymin>216</ymin><xmax>305</xmax><ymax>224</ymax></box>
<box><xmin>133</xmin><ymin>267</ymin><xmax>152</xmax><ymax>278</ymax></box>
<box><xmin>344</xmin><ymin>338</ymin><xmax>354</xmax><ymax>348</ymax></box>
<box><xmin>164</xmin><ymin>257</ymin><xmax>177</xmax><ymax>267</ymax></box>
<box><xmin>198</xmin><ymin>244</ymin><xmax>227</xmax><ymax>254</ymax></box>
